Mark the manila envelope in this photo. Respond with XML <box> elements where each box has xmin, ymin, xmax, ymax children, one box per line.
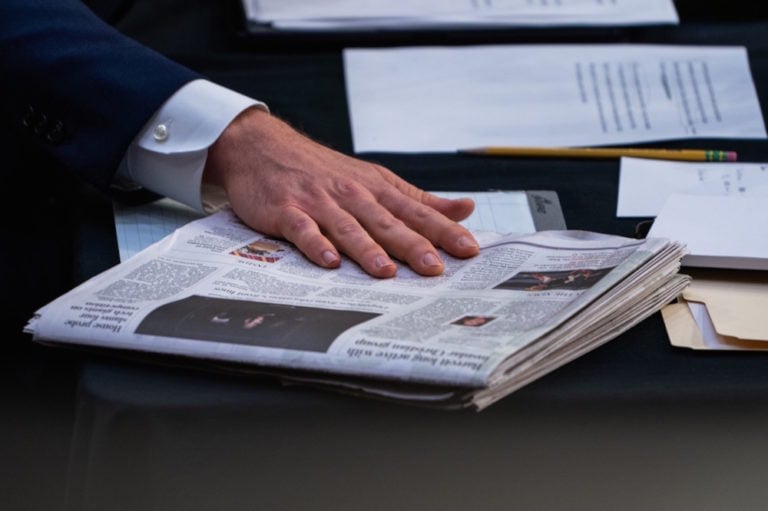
<box><xmin>662</xmin><ymin>269</ymin><xmax>768</xmax><ymax>350</ymax></box>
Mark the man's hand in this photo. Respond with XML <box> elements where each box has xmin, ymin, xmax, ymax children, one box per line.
<box><xmin>204</xmin><ymin>108</ymin><xmax>479</xmax><ymax>278</ymax></box>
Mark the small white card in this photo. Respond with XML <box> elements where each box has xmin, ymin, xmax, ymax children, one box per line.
<box><xmin>648</xmin><ymin>194</ymin><xmax>768</xmax><ymax>270</ymax></box>
<box><xmin>617</xmin><ymin>157</ymin><xmax>768</xmax><ymax>217</ymax></box>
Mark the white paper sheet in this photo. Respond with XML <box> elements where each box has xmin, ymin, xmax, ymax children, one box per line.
<box><xmin>617</xmin><ymin>158</ymin><xmax>768</xmax><ymax>217</ymax></box>
<box><xmin>244</xmin><ymin>0</ymin><xmax>678</xmax><ymax>29</ymax></box>
<box><xmin>113</xmin><ymin>191</ymin><xmax>546</xmax><ymax>262</ymax></box>
<box><xmin>344</xmin><ymin>45</ymin><xmax>766</xmax><ymax>153</ymax></box>
<box><xmin>686</xmin><ymin>302</ymin><xmax>768</xmax><ymax>350</ymax></box>
<box><xmin>647</xmin><ymin>194</ymin><xmax>768</xmax><ymax>270</ymax></box>
<box><xmin>688</xmin><ymin>301</ymin><xmax>731</xmax><ymax>349</ymax></box>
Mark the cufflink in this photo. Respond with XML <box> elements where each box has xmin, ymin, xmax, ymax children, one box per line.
<box><xmin>152</xmin><ymin>123</ymin><xmax>169</xmax><ymax>142</ymax></box>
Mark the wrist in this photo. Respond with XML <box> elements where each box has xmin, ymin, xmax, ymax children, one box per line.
<box><xmin>204</xmin><ymin>107</ymin><xmax>273</xmax><ymax>187</ymax></box>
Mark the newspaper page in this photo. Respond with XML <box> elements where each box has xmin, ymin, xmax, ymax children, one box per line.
<box><xmin>26</xmin><ymin>209</ymin><xmax>688</xmax><ymax>410</ymax></box>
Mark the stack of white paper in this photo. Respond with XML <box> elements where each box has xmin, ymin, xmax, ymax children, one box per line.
<box><xmin>243</xmin><ymin>0</ymin><xmax>679</xmax><ymax>31</ymax></box>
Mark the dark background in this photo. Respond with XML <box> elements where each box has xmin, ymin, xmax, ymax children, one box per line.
<box><xmin>3</xmin><ymin>2</ymin><xmax>768</xmax><ymax>510</ymax></box>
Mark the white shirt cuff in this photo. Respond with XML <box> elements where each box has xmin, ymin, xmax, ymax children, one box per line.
<box><xmin>116</xmin><ymin>79</ymin><xmax>267</xmax><ymax>212</ymax></box>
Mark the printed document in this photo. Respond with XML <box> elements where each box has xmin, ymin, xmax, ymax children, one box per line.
<box><xmin>617</xmin><ymin>157</ymin><xmax>768</xmax><ymax>217</ymax></box>
<box><xmin>244</xmin><ymin>0</ymin><xmax>678</xmax><ymax>30</ymax></box>
<box><xmin>344</xmin><ymin>45</ymin><xmax>766</xmax><ymax>153</ymax></box>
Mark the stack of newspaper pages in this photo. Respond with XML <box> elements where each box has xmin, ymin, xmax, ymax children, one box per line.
<box><xmin>26</xmin><ymin>209</ymin><xmax>689</xmax><ymax>410</ymax></box>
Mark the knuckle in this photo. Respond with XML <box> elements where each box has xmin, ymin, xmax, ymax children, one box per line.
<box><xmin>374</xmin><ymin>215</ymin><xmax>404</xmax><ymax>232</ymax></box>
<box><xmin>278</xmin><ymin>206</ymin><xmax>313</xmax><ymax>235</ymax></box>
<box><xmin>412</xmin><ymin>203</ymin><xmax>433</xmax><ymax>220</ymax></box>
<box><xmin>333</xmin><ymin>178</ymin><xmax>366</xmax><ymax>200</ymax></box>
<box><xmin>288</xmin><ymin>215</ymin><xmax>314</xmax><ymax>235</ymax></box>
<box><xmin>371</xmin><ymin>162</ymin><xmax>396</xmax><ymax>180</ymax></box>
<box><xmin>335</xmin><ymin>221</ymin><xmax>360</xmax><ymax>237</ymax></box>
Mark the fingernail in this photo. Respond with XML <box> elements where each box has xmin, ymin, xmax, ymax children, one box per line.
<box><xmin>458</xmin><ymin>235</ymin><xmax>478</xmax><ymax>249</ymax></box>
<box><xmin>322</xmin><ymin>250</ymin><xmax>339</xmax><ymax>265</ymax></box>
<box><xmin>375</xmin><ymin>255</ymin><xmax>393</xmax><ymax>270</ymax></box>
<box><xmin>422</xmin><ymin>252</ymin><xmax>442</xmax><ymax>267</ymax></box>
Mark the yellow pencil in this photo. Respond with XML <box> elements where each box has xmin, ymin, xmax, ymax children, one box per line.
<box><xmin>458</xmin><ymin>146</ymin><xmax>738</xmax><ymax>162</ymax></box>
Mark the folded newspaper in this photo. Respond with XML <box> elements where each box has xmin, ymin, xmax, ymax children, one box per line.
<box><xmin>26</xmin><ymin>209</ymin><xmax>689</xmax><ymax>410</ymax></box>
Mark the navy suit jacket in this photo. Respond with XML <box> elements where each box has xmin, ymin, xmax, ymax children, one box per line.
<box><xmin>0</xmin><ymin>0</ymin><xmax>199</xmax><ymax>192</ymax></box>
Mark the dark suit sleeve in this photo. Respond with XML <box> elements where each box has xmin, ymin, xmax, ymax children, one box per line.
<box><xmin>0</xmin><ymin>0</ymin><xmax>200</xmax><ymax>191</ymax></box>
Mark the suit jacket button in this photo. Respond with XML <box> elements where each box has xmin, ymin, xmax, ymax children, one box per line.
<box><xmin>46</xmin><ymin>121</ymin><xmax>66</xmax><ymax>144</ymax></box>
<box><xmin>33</xmin><ymin>113</ymin><xmax>49</xmax><ymax>136</ymax></box>
<box><xmin>22</xmin><ymin>105</ymin><xmax>37</xmax><ymax>129</ymax></box>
